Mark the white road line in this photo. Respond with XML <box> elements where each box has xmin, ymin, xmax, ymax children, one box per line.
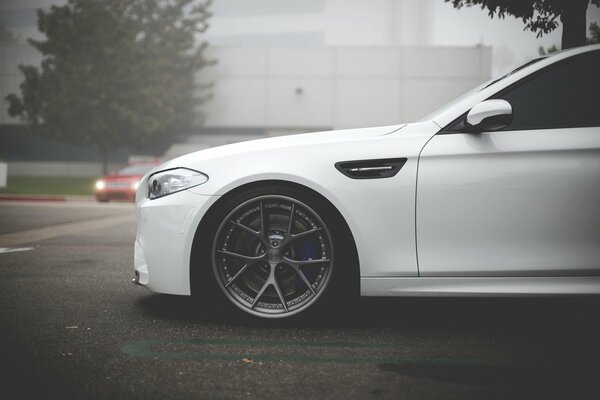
<box><xmin>0</xmin><ymin>214</ymin><xmax>135</xmax><ymax>247</ymax></box>
<box><xmin>0</xmin><ymin>247</ymin><xmax>34</xmax><ymax>254</ymax></box>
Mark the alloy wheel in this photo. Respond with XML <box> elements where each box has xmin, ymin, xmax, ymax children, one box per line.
<box><xmin>212</xmin><ymin>195</ymin><xmax>334</xmax><ymax>318</ymax></box>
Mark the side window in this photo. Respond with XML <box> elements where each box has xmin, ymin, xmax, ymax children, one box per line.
<box><xmin>498</xmin><ymin>51</ymin><xmax>600</xmax><ymax>130</ymax></box>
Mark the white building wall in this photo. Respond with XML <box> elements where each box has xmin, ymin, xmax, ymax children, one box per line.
<box><xmin>324</xmin><ymin>0</ymin><xmax>392</xmax><ymax>46</ymax></box>
<box><xmin>323</xmin><ymin>0</ymin><xmax>435</xmax><ymax>46</ymax></box>
<box><xmin>206</xmin><ymin>0</ymin><xmax>437</xmax><ymax>48</ymax></box>
<box><xmin>201</xmin><ymin>45</ymin><xmax>491</xmax><ymax>131</ymax></box>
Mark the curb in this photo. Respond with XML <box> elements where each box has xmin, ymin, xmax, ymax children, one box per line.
<box><xmin>65</xmin><ymin>195</ymin><xmax>95</xmax><ymax>202</ymax></box>
<box><xmin>0</xmin><ymin>194</ymin><xmax>95</xmax><ymax>202</ymax></box>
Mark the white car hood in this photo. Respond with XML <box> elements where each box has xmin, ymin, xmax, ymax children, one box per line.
<box><xmin>158</xmin><ymin>124</ymin><xmax>406</xmax><ymax>170</ymax></box>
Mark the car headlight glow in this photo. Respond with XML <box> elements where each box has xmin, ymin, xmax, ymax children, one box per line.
<box><xmin>131</xmin><ymin>180</ymin><xmax>140</xmax><ymax>191</ymax></box>
<box><xmin>95</xmin><ymin>180</ymin><xmax>106</xmax><ymax>190</ymax></box>
<box><xmin>147</xmin><ymin>168</ymin><xmax>208</xmax><ymax>200</ymax></box>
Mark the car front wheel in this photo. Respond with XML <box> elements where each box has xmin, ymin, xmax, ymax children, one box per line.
<box><xmin>207</xmin><ymin>186</ymin><xmax>340</xmax><ymax>319</ymax></box>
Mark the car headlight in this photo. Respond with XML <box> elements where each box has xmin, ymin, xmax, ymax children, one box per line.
<box><xmin>147</xmin><ymin>168</ymin><xmax>208</xmax><ymax>200</ymax></box>
<box><xmin>95</xmin><ymin>180</ymin><xmax>106</xmax><ymax>190</ymax></box>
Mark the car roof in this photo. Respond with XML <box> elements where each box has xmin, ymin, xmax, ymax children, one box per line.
<box><xmin>429</xmin><ymin>44</ymin><xmax>600</xmax><ymax>128</ymax></box>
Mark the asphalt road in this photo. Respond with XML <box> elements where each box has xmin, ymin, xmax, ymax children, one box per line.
<box><xmin>1</xmin><ymin>200</ymin><xmax>599</xmax><ymax>400</ymax></box>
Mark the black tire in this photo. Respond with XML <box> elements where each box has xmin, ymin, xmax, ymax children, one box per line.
<box><xmin>192</xmin><ymin>184</ymin><xmax>358</xmax><ymax>320</ymax></box>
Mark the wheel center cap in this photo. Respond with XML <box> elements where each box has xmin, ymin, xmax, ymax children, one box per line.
<box><xmin>266</xmin><ymin>248</ymin><xmax>282</xmax><ymax>263</ymax></box>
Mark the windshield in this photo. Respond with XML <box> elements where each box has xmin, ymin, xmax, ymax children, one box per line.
<box><xmin>419</xmin><ymin>56</ymin><xmax>547</xmax><ymax>122</ymax></box>
<box><xmin>116</xmin><ymin>163</ymin><xmax>155</xmax><ymax>176</ymax></box>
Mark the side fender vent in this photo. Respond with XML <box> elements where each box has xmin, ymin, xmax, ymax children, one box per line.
<box><xmin>335</xmin><ymin>158</ymin><xmax>407</xmax><ymax>179</ymax></box>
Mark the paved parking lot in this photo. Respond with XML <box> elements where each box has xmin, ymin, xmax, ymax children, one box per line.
<box><xmin>1</xmin><ymin>201</ymin><xmax>599</xmax><ymax>399</ymax></box>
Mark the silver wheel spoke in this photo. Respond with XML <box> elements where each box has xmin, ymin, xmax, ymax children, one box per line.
<box><xmin>230</xmin><ymin>220</ymin><xmax>261</xmax><ymax>237</ymax></box>
<box><xmin>286</xmin><ymin>203</ymin><xmax>295</xmax><ymax>238</ymax></box>
<box><xmin>230</xmin><ymin>219</ymin><xmax>270</xmax><ymax>247</ymax></box>
<box><xmin>272</xmin><ymin>273</ymin><xmax>289</xmax><ymax>312</ymax></box>
<box><xmin>250</xmin><ymin>279</ymin><xmax>271</xmax><ymax>309</ymax></box>
<box><xmin>288</xmin><ymin>227</ymin><xmax>323</xmax><ymax>242</ymax></box>
<box><xmin>225</xmin><ymin>262</ymin><xmax>251</xmax><ymax>288</ymax></box>
<box><xmin>287</xmin><ymin>263</ymin><xmax>316</xmax><ymax>295</ymax></box>
<box><xmin>283</xmin><ymin>256</ymin><xmax>330</xmax><ymax>266</ymax></box>
<box><xmin>260</xmin><ymin>200</ymin><xmax>269</xmax><ymax>240</ymax></box>
<box><xmin>217</xmin><ymin>249</ymin><xmax>265</xmax><ymax>262</ymax></box>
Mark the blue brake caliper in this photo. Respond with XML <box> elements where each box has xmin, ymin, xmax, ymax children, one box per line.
<box><xmin>296</xmin><ymin>241</ymin><xmax>317</xmax><ymax>289</ymax></box>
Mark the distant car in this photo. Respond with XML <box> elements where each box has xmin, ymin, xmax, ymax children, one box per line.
<box><xmin>95</xmin><ymin>161</ymin><xmax>160</xmax><ymax>202</ymax></box>
<box><xmin>134</xmin><ymin>45</ymin><xmax>600</xmax><ymax>319</ymax></box>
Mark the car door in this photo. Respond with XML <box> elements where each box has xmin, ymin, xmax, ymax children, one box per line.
<box><xmin>416</xmin><ymin>50</ymin><xmax>600</xmax><ymax>277</ymax></box>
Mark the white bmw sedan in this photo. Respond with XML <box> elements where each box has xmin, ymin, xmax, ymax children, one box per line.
<box><xmin>134</xmin><ymin>45</ymin><xmax>600</xmax><ymax>319</ymax></box>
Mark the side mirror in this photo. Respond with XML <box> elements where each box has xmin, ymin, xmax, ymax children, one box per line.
<box><xmin>466</xmin><ymin>99</ymin><xmax>512</xmax><ymax>132</ymax></box>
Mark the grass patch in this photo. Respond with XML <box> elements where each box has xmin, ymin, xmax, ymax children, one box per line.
<box><xmin>0</xmin><ymin>176</ymin><xmax>95</xmax><ymax>196</ymax></box>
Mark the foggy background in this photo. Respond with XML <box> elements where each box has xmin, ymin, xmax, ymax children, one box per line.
<box><xmin>1</xmin><ymin>0</ymin><xmax>599</xmax><ymax>184</ymax></box>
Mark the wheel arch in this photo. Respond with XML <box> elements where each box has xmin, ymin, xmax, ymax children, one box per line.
<box><xmin>189</xmin><ymin>179</ymin><xmax>360</xmax><ymax>297</ymax></box>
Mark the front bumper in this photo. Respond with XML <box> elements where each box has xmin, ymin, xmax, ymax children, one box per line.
<box><xmin>134</xmin><ymin>189</ymin><xmax>220</xmax><ymax>295</ymax></box>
